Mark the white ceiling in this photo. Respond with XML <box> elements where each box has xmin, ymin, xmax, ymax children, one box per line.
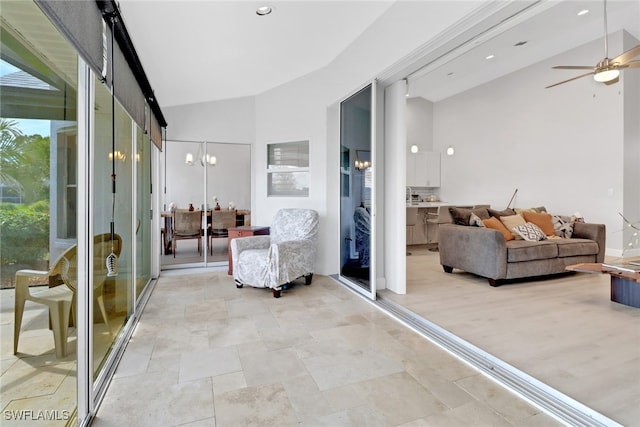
<box><xmin>117</xmin><ymin>0</ymin><xmax>640</xmax><ymax>108</ymax></box>
<box><xmin>117</xmin><ymin>0</ymin><xmax>395</xmax><ymax>107</ymax></box>
<box><xmin>409</xmin><ymin>0</ymin><xmax>640</xmax><ymax>102</ymax></box>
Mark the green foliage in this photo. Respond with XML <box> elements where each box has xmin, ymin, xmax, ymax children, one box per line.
<box><xmin>0</xmin><ymin>119</ymin><xmax>50</xmax><ymax>203</ymax></box>
<box><xmin>0</xmin><ymin>201</ymin><xmax>50</xmax><ymax>265</ymax></box>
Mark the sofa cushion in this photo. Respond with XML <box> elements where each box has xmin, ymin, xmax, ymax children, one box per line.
<box><xmin>523</xmin><ymin>211</ymin><xmax>555</xmax><ymax>236</ymax></box>
<box><xmin>483</xmin><ymin>217</ymin><xmax>514</xmax><ymax>241</ymax></box>
<box><xmin>555</xmin><ymin>238</ymin><xmax>599</xmax><ymax>258</ymax></box>
<box><xmin>506</xmin><ymin>240</ymin><xmax>558</xmax><ymax>262</ymax></box>
<box><xmin>449</xmin><ymin>206</ymin><xmax>490</xmax><ymax>226</ymax></box>
<box><xmin>514</xmin><ymin>206</ymin><xmax>547</xmax><ymax>215</ymax></box>
<box><xmin>488</xmin><ymin>208</ymin><xmax>516</xmax><ymax>218</ymax></box>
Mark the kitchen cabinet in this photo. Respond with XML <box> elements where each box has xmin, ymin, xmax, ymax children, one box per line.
<box><xmin>407</xmin><ymin>151</ymin><xmax>440</xmax><ymax>187</ymax></box>
<box><xmin>406</xmin><ymin>207</ymin><xmax>439</xmax><ymax>245</ymax></box>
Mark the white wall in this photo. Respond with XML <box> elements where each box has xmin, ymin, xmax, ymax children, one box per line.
<box><xmin>164</xmin><ymin>96</ymin><xmax>255</xmax><ymax>143</ymax></box>
<box><xmin>432</xmin><ymin>31</ymin><xmax>636</xmax><ymax>255</ymax></box>
<box><xmin>251</xmin><ymin>1</ymin><xmax>482</xmax><ymax>275</ymax></box>
<box><xmin>407</xmin><ymin>97</ymin><xmax>433</xmax><ymax>151</ymax></box>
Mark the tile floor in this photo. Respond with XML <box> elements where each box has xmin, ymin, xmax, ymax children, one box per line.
<box><xmin>92</xmin><ymin>272</ymin><xmax>560</xmax><ymax>426</ymax></box>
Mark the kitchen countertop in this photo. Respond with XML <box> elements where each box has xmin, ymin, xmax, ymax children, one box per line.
<box><xmin>406</xmin><ymin>202</ymin><xmax>452</xmax><ymax>208</ymax></box>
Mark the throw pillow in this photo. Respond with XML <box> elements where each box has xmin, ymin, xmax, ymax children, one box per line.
<box><xmin>552</xmin><ymin>215</ymin><xmax>575</xmax><ymax>238</ymax></box>
<box><xmin>523</xmin><ymin>211</ymin><xmax>555</xmax><ymax>236</ymax></box>
<box><xmin>469</xmin><ymin>212</ymin><xmax>486</xmax><ymax>227</ymax></box>
<box><xmin>483</xmin><ymin>217</ymin><xmax>514</xmax><ymax>241</ymax></box>
<box><xmin>499</xmin><ymin>214</ymin><xmax>527</xmax><ymax>239</ymax></box>
<box><xmin>515</xmin><ymin>206</ymin><xmax>547</xmax><ymax>215</ymax></box>
<box><xmin>512</xmin><ymin>222</ymin><xmax>547</xmax><ymax>241</ymax></box>
<box><xmin>488</xmin><ymin>208</ymin><xmax>516</xmax><ymax>218</ymax></box>
<box><xmin>449</xmin><ymin>206</ymin><xmax>490</xmax><ymax>226</ymax></box>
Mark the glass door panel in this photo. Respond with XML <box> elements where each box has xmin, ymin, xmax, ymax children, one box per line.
<box><xmin>339</xmin><ymin>83</ymin><xmax>376</xmax><ymax>299</ymax></box>
<box><xmin>135</xmin><ymin>128</ymin><xmax>152</xmax><ymax>299</ymax></box>
<box><xmin>0</xmin><ymin>0</ymin><xmax>78</xmax><ymax>420</ymax></box>
<box><xmin>162</xmin><ymin>141</ymin><xmax>206</xmax><ymax>267</ymax></box>
<box><xmin>205</xmin><ymin>142</ymin><xmax>251</xmax><ymax>265</ymax></box>
<box><xmin>92</xmin><ymin>80</ymin><xmax>134</xmax><ymax>376</ymax></box>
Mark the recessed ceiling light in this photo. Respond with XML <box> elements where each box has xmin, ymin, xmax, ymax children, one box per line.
<box><xmin>256</xmin><ymin>6</ymin><xmax>273</xmax><ymax>16</ymax></box>
<box><xmin>577</xmin><ymin>9</ymin><xmax>589</xmax><ymax>16</ymax></box>
<box><xmin>485</xmin><ymin>54</ymin><xmax>495</xmax><ymax>60</ymax></box>
<box><xmin>447</xmin><ymin>72</ymin><xmax>454</xmax><ymax>76</ymax></box>
<box><xmin>514</xmin><ymin>41</ymin><xmax>527</xmax><ymax>47</ymax></box>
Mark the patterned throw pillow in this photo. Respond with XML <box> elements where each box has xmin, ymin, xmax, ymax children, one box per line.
<box><xmin>552</xmin><ymin>215</ymin><xmax>575</xmax><ymax>238</ymax></box>
<box><xmin>469</xmin><ymin>212</ymin><xmax>485</xmax><ymax>227</ymax></box>
<box><xmin>512</xmin><ymin>222</ymin><xmax>547</xmax><ymax>241</ymax></box>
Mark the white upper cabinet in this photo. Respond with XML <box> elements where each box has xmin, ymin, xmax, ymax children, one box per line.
<box><xmin>407</xmin><ymin>151</ymin><xmax>440</xmax><ymax>187</ymax></box>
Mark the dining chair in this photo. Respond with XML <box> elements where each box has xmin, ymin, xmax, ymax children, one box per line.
<box><xmin>172</xmin><ymin>209</ymin><xmax>202</xmax><ymax>258</ymax></box>
<box><xmin>209</xmin><ymin>210</ymin><xmax>236</xmax><ymax>255</ymax></box>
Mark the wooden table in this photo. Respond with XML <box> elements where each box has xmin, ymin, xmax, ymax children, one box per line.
<box><xmin>227</xmin><ymin>226</ymin><xmax>270</xmax><ymax>275</ymax></box>
<box><xmin>566</xmin><ymin>261</ymin><xmax>640</xmax><ymax>308</ymax></box>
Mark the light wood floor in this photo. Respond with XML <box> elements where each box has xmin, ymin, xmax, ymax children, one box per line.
<box><xmin>380</xmin><ymin>245</ymin><xmax>640</xmax><ymax>426</ymax></box>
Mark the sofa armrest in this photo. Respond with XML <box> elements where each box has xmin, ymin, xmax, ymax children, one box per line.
<box><xmin>438</xmin><ymin>224</ymin><xmax>508</xmax><ymax>280</ymax></box>
<box><xmin>572</xmin><ymin>222</ymin><xmax>606</xmax><ymax>263</ymax></box>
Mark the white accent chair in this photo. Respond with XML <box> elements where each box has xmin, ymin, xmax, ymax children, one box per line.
<box><xmin>231</xmin><ymin>208</ymin><xmax>319</xmax><ymax>298</ymax></box>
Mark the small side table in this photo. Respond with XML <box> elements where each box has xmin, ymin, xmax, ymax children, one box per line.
<box><xmin>566</xmin><ymin>262</ymin><xmax>640</xmax><ymax>308</ymax></box>
<box><xmin>227</xmin><ymin>226</ymin><xmax>270</xmax><ymax>275</ymax></box>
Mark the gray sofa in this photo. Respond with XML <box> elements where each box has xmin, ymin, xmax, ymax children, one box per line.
<box><xmin>438</xmin><ymin>221</ymin><xmax>606</xmax><ymax>286</ymax></box>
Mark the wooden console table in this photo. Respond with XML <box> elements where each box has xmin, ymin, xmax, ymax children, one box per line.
<box><xmin>227</xmin><ymin>226</ymin><xmax>270</xmax><ymax>275</ymax></box>
<box><xmin>566</xmin><ymin>261</ymin><xmax>640</xmax><ymax>308</ymax></box>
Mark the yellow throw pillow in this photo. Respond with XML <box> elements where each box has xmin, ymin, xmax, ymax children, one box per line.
<box><xmin>483</xmin><ymin>217</ymin><xmax>514</xmax><ymax>241</ymax></box>
<box><xmin>523</xmin><ymin>211</ymin><xmax>555</xmax><ymax>236</ymax></box>
<box><xmin>499</xmin><ymin>214</ymin><xmax>526</xmax><ymax>239</ymax></box>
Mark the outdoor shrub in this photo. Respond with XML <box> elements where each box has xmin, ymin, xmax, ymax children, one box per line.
<box><xmin>0</xmin><ymin>202</ymin><xmax>49</xmax><ymax>265</ymax></box>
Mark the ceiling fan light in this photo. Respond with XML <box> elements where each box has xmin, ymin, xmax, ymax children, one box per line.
<box><xmin>593</xmin><ymin>69</ymin><xmax>620</xmax><ymax>83</ymax></box>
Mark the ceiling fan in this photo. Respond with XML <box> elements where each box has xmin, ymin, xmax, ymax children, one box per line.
<box><xmin>546</xmin><ymin>0</ymin><xmax>640</xmax><ymax>89</ymax></box>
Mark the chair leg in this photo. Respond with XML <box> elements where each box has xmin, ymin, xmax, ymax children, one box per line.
<box><xmin>49</xmin><ymin>299</ymin><xmax>72</xmax><ymax>358</ymax></box>
<box><xmin>95</xmin><ymin>291</ymin><xmax>110</xmax><ymax>333</ymax></box>
<box><xmin>13</xmin><ymin>287</ymin><xmax>27</xmax><ymax>355</ymax></box>
<box><xmin>173</xmin><ymin>239</ymin><xmax>176</xmax><ymax>258</ymax></box>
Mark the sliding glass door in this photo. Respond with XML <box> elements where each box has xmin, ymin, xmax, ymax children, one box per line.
<box><xmin>161</xmin><ymin>140</ymin><xmax>251</xmax><ymax>269</ymax></box>
<box><xmin>339</xmin><ymin>83</ymin><xmax>377</xmax><ymax>299</ymax></box>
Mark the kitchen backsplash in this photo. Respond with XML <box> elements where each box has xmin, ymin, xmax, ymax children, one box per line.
<box><xmin>407</xmin><ymin>187</ymin><xmax>440</xmax><ymax>202</ymax></box>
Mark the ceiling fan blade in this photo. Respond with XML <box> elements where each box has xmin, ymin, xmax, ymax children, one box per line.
<box><xmin>545</xmin><ymin>71</ymin><xmax>594</xmax><ymax>89</ymax></box>
<box><xmin>552</xmin><ymin>65</ymin><xmax>594</xmax><ymax>70</ymax></box>
<box><xmin>612</xmin><ymin>44</ymin><xmax>640</xmax><ymax>65</ymax></box>
<box><xmin>624</xmin><ymin>60</ymin><xmax>640</xmax><ymax>69</ymax></box>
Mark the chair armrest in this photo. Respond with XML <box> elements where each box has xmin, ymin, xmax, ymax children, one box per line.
<box><xmin>572</xmin><ymin>222</ymin><xmax>606</xmax><ymax>263</ymax></box>
<box><xmin>231</xmin><ymin>235</ymin><xmax>271</xmax><ymax>272</ymax></box>
<box><xmin>438</xmin><ymin>224</ymin><xmax>508</xmax><ymax>280</ymax></box>
<box><xmin>15</xmin><ymin>269</ymin><xmax>49</xmax><ymax>279</ymax></box>
<box><xmin>232</xmin><ymin>235</ymin><xmax>271</xmax><ymax>253</ymax></box>
<box><xmin>272</xmin><ymin>239</ymin><xmax>316</xmax><ymax>256</ymax></box>
<box><xmin>14</xmin><ymin>269</ymin><xmax>49</xmax><ymax>301</ymax></box>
